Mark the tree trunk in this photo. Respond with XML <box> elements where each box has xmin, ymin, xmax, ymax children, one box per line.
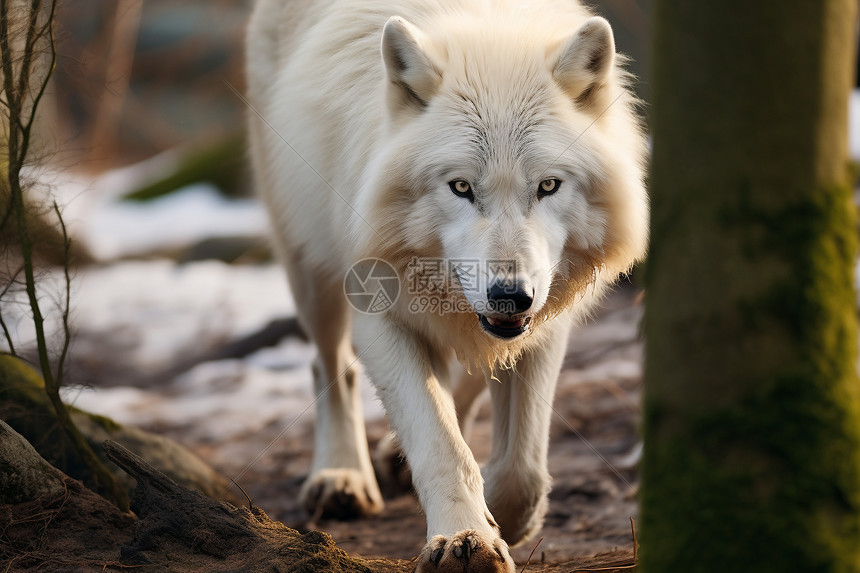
<box><xmin>641</xmin><ymin>2</ymin><xmax>860</xmax><ymax>571</ymax></box>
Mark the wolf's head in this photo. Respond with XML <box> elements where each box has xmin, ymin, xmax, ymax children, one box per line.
<box><xmin>363</xmin><ymin>8</ymin><xmax>647</xmax><ymax>351</ymax></box>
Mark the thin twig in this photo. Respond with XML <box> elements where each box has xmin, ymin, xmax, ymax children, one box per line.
<box><xmin>567</xmin><ymin>518</ymin><xmax>638</xmax><ymax>572</ymax></box>
<box><xmin>519</xmin><ymin>537</ymin><xmax>543</xmax><ymax>573</ymax></box>
<box><xmin>571</xmin><ymin>565</ymin><xmax>635</xmax><ymax>572</ymax></box>
<box><xmin>0</xmin><ymin>0</ymin><xmax>128</xmax><ymax>511</ymax></box>
<box><xmin>21</xmin><ymin>0</ymin><xmax>58</xmax><ymax>144</ymax></box>
<box><xmin>0</xmin><ymin>304</ymin><xmax>17</xmax><ymax>354</ymax></box>
<box><xmin>52</xmin><ymin>201</ymin><xmax>72</xmax><ymax>386</ymax></box>
<box><xmin>0</xmin><ymin>263</ymin><xmax>24</xmax><ymax>298</ymax></box>
<box><xmin>5</xmin><ymin>0</ymin><xmax>56</xmax><ymax>405</ymax></box>
<box><xmin>230</xmin><ymin>478</ymin><xmax>255</xmax><ymax>512</ymax></box>
<box><xmin>38</xmin><ymin>480</ymin><xmax>70</xmax><ymax>548</ymax></box>
<box><xmin>15</xmin><ymin>0</ymin><xmax>42</xmax><ymax>110</ymax></box>
<box><xmin>630</xmin><ymin>516</ymin><xmax>637</xmax><ymax>563</ymax></box>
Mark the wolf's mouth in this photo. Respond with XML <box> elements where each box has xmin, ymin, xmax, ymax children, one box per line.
<box><xmin>478</xmin><ymin>314</ymin><xmax>532</xmax><ymax>339</ymax></box>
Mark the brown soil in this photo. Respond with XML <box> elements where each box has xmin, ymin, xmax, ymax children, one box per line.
<box><xmin>197</xmin><ymin>285</ymin><xmax>645</xmax><ymax>569</ymax></box>
<box><xmin>1</xmin><ymin>286</ymin><xmax>643</xmax><ymax>572</ymax></box>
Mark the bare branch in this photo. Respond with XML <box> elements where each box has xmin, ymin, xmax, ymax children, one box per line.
<box><xmin>0</xmin><ymin>0</ymin><xmax>128</xmax><ymax>511</ymax></box>
<box><xmin>15</xmin><ymin>0</ymin><xmax>42</xmax><ymax>103</ymax></box>
<box><xmin>52</xmin><ymin>201</ymin><xmax>72</xmax><ymax>387</ymax></box>
<box><xmin>0</xmin><ymin>307</ymin><xmax>16</xmax><ymax>354</ymax></box>
<box><xmin>0</xmin><ymin>1</ymin><xmax>22</xmax><ymax>129</ymax></box>
<box><xmin>23</xmin><ymin>0</ymin><xmax>57</xmax><ymax>138</ymax></box>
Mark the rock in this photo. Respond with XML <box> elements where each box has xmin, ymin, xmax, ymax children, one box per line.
<box><xmin>0</xmin><ymin>354</ymin><xmax>238</xmax><ymax>504</ymax></box>
<box><xmin>104</xmin><ymin>440</ymin><xmax>375</xmax><ymax>572</ymax></box>
<box><xmin>0</xmin><ymin>420</ymin><xmax>67</xmax><ymax>504</ymax></box>
<box><xmin>0</xmin><ymin>424</ymin><xmax>396</xmax><ymax>572</ymax></box>
<box><xmin>0</xmin><ymin>427</ymin><xmax>397</xmax><ymax>572</ymax></box>
<box><xmin>73</xmin><ymin>412</ymin><xmax>238</xmax><ymax>503</ymax></box>
<box><xmin>0</xmin><ymin>424</ymin><xmax>136</xmax><ymax>570</ymax></box>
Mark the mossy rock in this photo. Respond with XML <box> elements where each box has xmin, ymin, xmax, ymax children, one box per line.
<box><xmin>0</xmin><ymin>419</ymin><xmax>68</xmax><ymax>504</ymax></box>
<box><xmin>0</xmin><ymin>354</ymin><xmax>238</xmax><ymax>504</ymax></box>
<box><xmin>122</xmin><ymin>134</ymin><xmax>247</xmax><ymax>202</ymax></box>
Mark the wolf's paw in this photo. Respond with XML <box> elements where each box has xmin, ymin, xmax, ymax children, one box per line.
<box><xmin>415</xmin><ymin>530</ymin><xmax>515</xmax><ymax>573</ymax></box>
<box><xmin>372</xmin><ymin>432</ymin><xmax>413</xmax><ymax>495</ymax></box>
<box><xmin>299</xmin><ymin>468</ymin><xmax>383</xmax><ymax>520</ymax></box>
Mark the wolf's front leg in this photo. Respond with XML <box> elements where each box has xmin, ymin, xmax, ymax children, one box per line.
<box><xmin>355</xmin><ymin>315</ymin><xmax>514</xmax><ymax>573</ymax></box>
<box><xmin>299</xmin><ymin>352</ymin><xmax>383</xmax><ymax>520</ymax></box>
<box><xmin>483</xmin><ymin>326</ymin><xmax>570</xmax><ymax>546</ymax></box>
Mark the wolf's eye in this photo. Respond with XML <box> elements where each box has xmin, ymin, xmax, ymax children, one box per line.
<box><xmin>538</xmin><ymin>178</ymin><xmax>561</xmax><ymax>197</ymax></box>
<box><xmin>449</xmin><ymin>180</ymin><xmax>475</xmax><ymax>202</ymax></box>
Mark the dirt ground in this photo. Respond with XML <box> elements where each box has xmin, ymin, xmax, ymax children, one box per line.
<box><xmin>186</xmin><ymin>284</ymin><xmax>645</xmax><ymax>567</ymax></box>
<box><xmin>3</xmin><ymin>284</ymin><xmax>643</xmax><ymax>571</ymax></box>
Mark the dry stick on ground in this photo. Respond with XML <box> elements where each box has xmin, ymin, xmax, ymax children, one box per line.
<box><xmin>571</xmin><ymin>560</ymin><xmax>635</xmax><ymax>573</ymax></box>
<box><xmin>230</xmin><ymin>477</ymin><xmax>256</xmax><ymax>512</ymax></box>
<box><xmin>569</xmin><ymin>517</ymin><xmax>637</xmax><ymax>572</ymax></box>
<box><xmin>0</xmin><ymin>0</ymin><xmax>127</xmax><ymax>511</ymax></box>
<box><xmin>519</xmin><ymin>537</ymin><xmax>543</xmax><ymax>573</ymax></box>
<box><xmin>630</xmin><ymin>516</ymin><xmax>637</xmax><ymax>562</ymax></box>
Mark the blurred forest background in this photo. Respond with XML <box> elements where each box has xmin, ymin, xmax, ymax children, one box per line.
<box><xmin>2</xmin><ymin>2</ymin><xmax>653</xmax><ymax>569</ymax></box>
<box><xmin>4</xmin><ymin>1</ymin><xmax>860</xmax><ymax>571</ymax></box>
<box><xmin>55</xmin><ymin>0</ymin><xmax>249</xmax><ymax>169</ymax></box>
<box><xmin>53</xmin><ymin>0</ymin><xmax>648</xmax><ymax>174</ymax></box>
<box><xmin>2</xmin><ymin>0</ymin><xmax>652</xmax><ymax>388</ymax></box>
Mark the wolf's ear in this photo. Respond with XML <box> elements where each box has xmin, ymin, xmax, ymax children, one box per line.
<box><xmin>382</xmin><ymin>16</ymin><xmax>443</xmax><ymax>111</ymax></box>
<box><xmin>551</xmin><ymin>17</ymin><xmax>615</xmax><ymax>108</ymax></box>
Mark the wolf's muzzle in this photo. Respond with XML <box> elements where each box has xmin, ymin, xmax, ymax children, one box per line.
<box><xmin>479</xmin><ymin>280</ymin><xmax>534</xmax><ymax>338</ymax></box>
<box><xmin>486</xmin><ymin>280</ymin><xmax>533</xmax><ymax>315</ymax></box>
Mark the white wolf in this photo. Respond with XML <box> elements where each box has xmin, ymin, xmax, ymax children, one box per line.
<box><xmin>246</xmin><ymin>0</ymin><xmax>647</xmax><ymax>570</ymax></box>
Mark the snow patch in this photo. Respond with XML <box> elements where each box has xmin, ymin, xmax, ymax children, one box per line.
<box><xmin>85</xmin><ymin>184</ymin><xmax>267</xmax><ymax>260</ymax></box>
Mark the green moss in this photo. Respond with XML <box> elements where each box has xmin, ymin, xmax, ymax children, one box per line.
<box><xmin>122</xmin><ymin>134</ymin><xmax>246</xmax><ymax>202</ymax></box>
<box><xmin>0</xmin><ymin>352</ymin><xmax>46</xmax><ymax>390</ymax></box>
<box><xmin>84</xmin><ymin>411</ymin><xmax>122</xmax><ymax>433</ymax></box>
<box><xmin>0</xmin><ymin>354</ymin><xmax>126</xmax><ymax>488</ymax></box>
<box><xmin>641</xmin><ymin>369</ymin><xmax>860</xmax><ymax>570</ymax></box>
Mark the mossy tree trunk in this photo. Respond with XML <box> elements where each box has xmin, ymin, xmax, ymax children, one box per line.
<box><xmin>642</xmin><ymin>2</ymin><xmax>860</xmax><ymax>571</ymax></box>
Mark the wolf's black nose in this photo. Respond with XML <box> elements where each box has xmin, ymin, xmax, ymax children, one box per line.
<box><xmin>487</xmin><ymin>281</ymin><xmax>533</xmax><ymax>315</ymax></box>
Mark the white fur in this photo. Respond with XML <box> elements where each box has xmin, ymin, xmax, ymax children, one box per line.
<box><xmin>246</xmin><ymin>0</ymin><xmax>647</xmax><ymax>569</ymax></box>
